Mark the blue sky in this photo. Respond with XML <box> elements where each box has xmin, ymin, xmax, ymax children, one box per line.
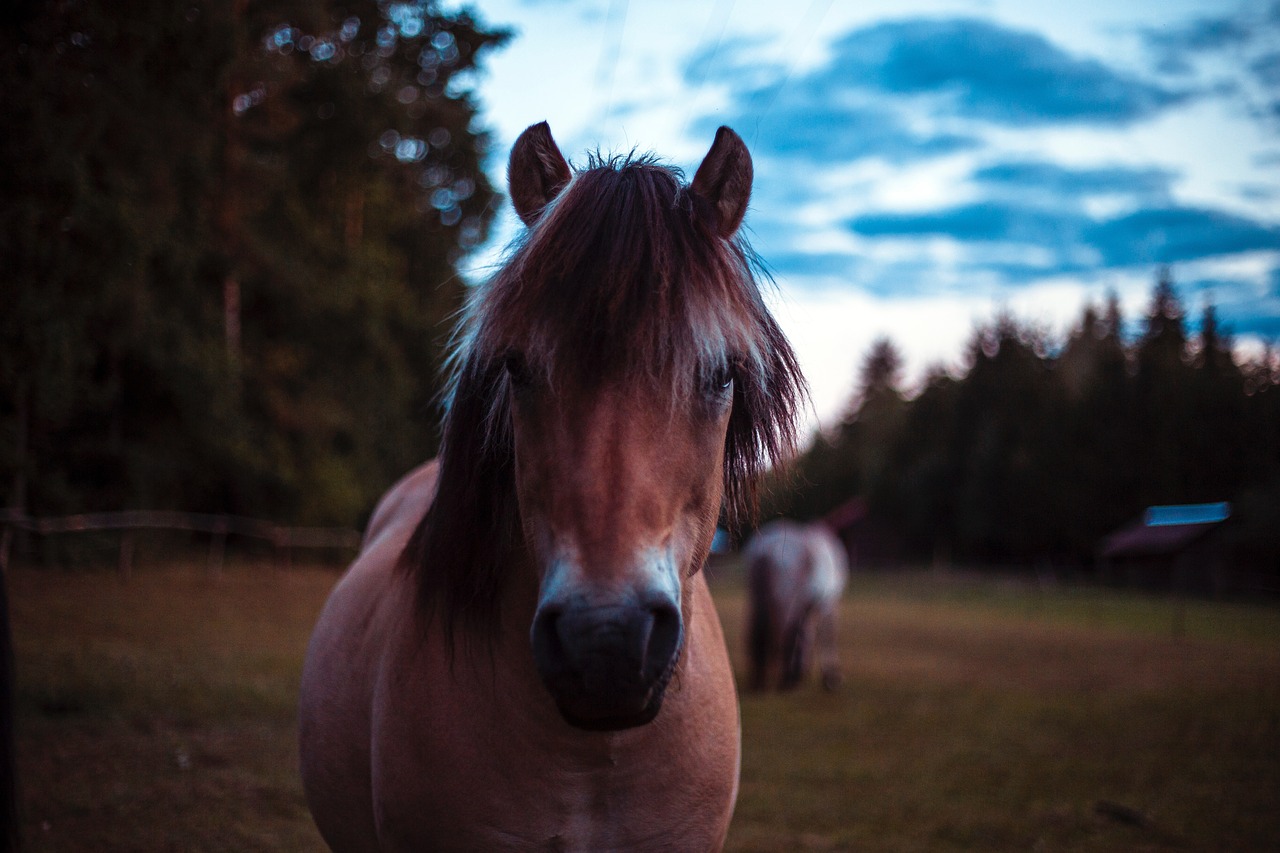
<box><xmin>456</xmin><ymin>0</ymin><xmax>1280</xmax><ymax>428</ymax></box>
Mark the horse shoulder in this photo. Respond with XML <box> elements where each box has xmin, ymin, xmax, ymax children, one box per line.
<box><xmin>680</xmin><ymin>572</ymin><xmax>742</xmax><ymax>832</ymax></box>
<box><xmin>299</xmin><ymin>461</ymin><xmax>440</xmax><ymax>852</ymax></box>
<box><xmin>362</xmin><ymin>460</ymin><xmax>441</xmax><ymax>550</ymax></box>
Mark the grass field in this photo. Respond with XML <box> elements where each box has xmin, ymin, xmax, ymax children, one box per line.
<box><xmin>9</xmin><ymin>560</ymin><xmax>1280</xmax><ymax>851</ymax></box>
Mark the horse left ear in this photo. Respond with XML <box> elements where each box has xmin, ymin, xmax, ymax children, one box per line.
<box><xmin>509</xmin><ymin>121</ymin><xmax>572</xmax><ymax>227</ymax></box>
<box><xmin>691</xmin><ymin>126</ymin><xmax>753</xmax><ymax>238</ymax></box>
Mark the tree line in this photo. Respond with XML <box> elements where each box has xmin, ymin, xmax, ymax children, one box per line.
<box><xmin>5</xmin><ymin>3</ymin><xmax>1277</xmax><ymax>571</ymax></box>
<box><xmin>770</xmin><ymin>270</ymin><xmax>1280</xmax><ymax>570</ymax></box>
<box><xmin>2</xmin><ymin>1</ymin><xmax>507</xmax><ymax>526</ymax></box>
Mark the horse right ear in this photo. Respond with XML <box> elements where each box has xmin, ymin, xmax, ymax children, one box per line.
<box><xmin>509</xmin><ymin>121</ymin><xmax>572</xmax><ymax>227</ymax></box>
<box><xmin>691</xmin><ymin>126</ymin><xmax>753</xmax><ymax>239</ymax></box>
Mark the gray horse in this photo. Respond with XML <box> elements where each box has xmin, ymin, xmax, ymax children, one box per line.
<box><xmin>744</xmin><ymin>520</ymin><xmax>848</xmax><ymax>690</ymax></box>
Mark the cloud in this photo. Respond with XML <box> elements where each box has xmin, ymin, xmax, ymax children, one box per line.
<box><xmin>846</xmin><ymin>148</ymin><xmax>1280</xmax><ymax>268</ymax></box>
<box><xmin>1143</xmin><ymin>15</ymin><xmax>1253</xmax><ymax>74</ymax></box>
<box><xmin>849</xmin><ymin>203</ymin><xmax>1089</xmax><ymax>249</ymax></box>
<box><xmin>760</xmin><ymin>251</ymin><xmax>865</xmax><ymax>281</ymax></box>
<box><xmin>684</xmin><ymin>55</ymin><xmax>978</xmax><ymax>164</ymax></box>
<box><xmin>683</xmin><ymin>35</ymin><xmax>781</xmax><ymax>90</ymax></box>
<box><xmin>1183</xmin><ymin>266</ymin><xmax>1280</xmax><ymax>339</ymax></box>
<box><xmin>847</xmin><ymin>201</ymin><xmax>1280</xmax><ymax>274</ymax></box>
<box><xmin>1240</xmin><ymin>183</ymin><xmax>1279</xmax><ymax>203</ymax></box>
<box><xmin>816</xmin><ymin>18</ymin><xmax>1188</xmax><ymax>126</ymax></box>
<box><xmin>1138</xmin><ymin>5</ymin><xmax>1280</xmax><ymax>131</ymax></box>
<box><xmin>972</xmin><ymin>161</ymin><xmax>1176</xmax><ymax>199</ymax></box>
<box><xmin>1252</xmin><ymin>51</ymin><xmax>1280</xmax><ymax>128</ymax></box>
<box><xmin>686</xmin><ymin>16</ymin><xmax>1190</xmax><ymax>171</ymax></box>
<box><xmin>1086</xmin><ymin>208</ymin><xmax>1280</xmax><ymax>266</ymax></box>
<box><xmin>1232</xmin><ymin>315</ymin><xmax>1280</xmax><ymax>337</ymax></box>
<box><xmin>1253</xmin><ymin>51</ymin><xmax>1280</xmax><ymax>88</ymax></box>
<box><xmin>675</xmin><ymin>11</ymin><xmax>1279</xmax><ymax>341</ymax></box>
<box><xmin>1140</xmin><ymin>4</ymin><xmax>1280</xmax><ymax>69</ymax></box>
<box><xmin>726</xmin><ymin>93</ymin><xmax>977</xmax><ymax>164</ymax></box>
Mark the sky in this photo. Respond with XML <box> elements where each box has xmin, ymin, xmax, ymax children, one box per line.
<box><xmin>451</xmin><ymin>0</ymin><xmax>1280</xmax><ymax>431</ymax></box>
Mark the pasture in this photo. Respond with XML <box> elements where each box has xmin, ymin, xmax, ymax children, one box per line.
<box><xmin>9</xmin><ymin>560</ymin><xmax>1280</xmax><ymax>851</ymax></box>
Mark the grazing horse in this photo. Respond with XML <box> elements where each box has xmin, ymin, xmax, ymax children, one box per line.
<box><xmin>299</xmin><ymin>122</ymin><xmax>805</xmax><ymax>851</ymax></box>
<box><xmin>744</xmin><ymin>520</ymin><xmax>848</xmax><ymax>691</ymax></box>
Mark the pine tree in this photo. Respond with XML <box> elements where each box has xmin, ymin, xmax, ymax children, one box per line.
<box><xmin>1054</xmin><ymin>295</ymin><xmax>1136</xmax><ymax>551</ymax></box>
<box><xmin>1132</xmin><ymin>267</ymin><xmax>1195</xmax><ymax>505</ymax></box>
<box><xmin>851</xmin><ymin>337</ymin><xmax>906</xmax><ymax>507</ymax></box>
<box><xmin>1184</xmin><ymin>303</ymin><xmax>1247</xmax><ymax>501</ymax></box>
<box><xmin>0</xmin><ymin>0</ymin><xmax>507</xmax><ymax>526</ymax></box>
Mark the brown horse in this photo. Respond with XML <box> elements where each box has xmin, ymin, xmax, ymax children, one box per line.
<box><xmin>299</xmin><ymin>122</ymin><xmax>805</xmax><ymax>851</ymax></box>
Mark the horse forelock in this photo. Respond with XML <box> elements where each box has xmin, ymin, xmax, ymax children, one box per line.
<box><xmin>403</xmin><ymin>153</ymin><xmax>808</xmax><ymax>641</ymax></box>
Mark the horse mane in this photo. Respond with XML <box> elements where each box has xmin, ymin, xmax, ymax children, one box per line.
<box><xmin>401</xmin><ymin>151</ymin><xmax>806</xmax><ymax>643</ymax></box>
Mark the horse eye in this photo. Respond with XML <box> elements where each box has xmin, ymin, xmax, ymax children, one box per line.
<box><xmin>504</xmin><ymin>353</ymin><xmax>532</xmax><ymax>387</ymax></box>
<box><xmin>710</xmin><ymin>366</ymin><xmax>734</xmax><ymax>395</ymax></box>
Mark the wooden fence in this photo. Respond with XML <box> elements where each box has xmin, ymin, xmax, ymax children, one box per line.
<box><xmin>0</xmin><ymin>509</ymin><xmax>361</xmax><ymax>575</ymax></box>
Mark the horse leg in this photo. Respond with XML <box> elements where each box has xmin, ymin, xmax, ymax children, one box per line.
<box><xmin>780</xmin><ymin>603</ymin><xmax>813</xmax><ymax>690</ymax></box>
<box><xmin>816</xmin><ymin>603</ymin><xmax>842</xmax><ymax>691</ymax></box>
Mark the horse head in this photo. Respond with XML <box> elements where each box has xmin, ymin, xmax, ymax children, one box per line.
<box><xmin>405</xmin><ymin>122</ymin><xmax>804</xmax><ymax>731</ymax></box>
<box><xmin>512</xmin><ymin>123</ymin><xmax>756</xmax><ymax>729</ymax></box>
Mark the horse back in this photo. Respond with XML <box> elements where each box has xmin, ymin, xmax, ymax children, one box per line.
<box><xmin>361</xmin><ymin>460</ymin><xmax>442</xmax><ymax>551</ymax></box>
<box><xmin>807</xmin><ymin>524</ymin><xmax>849</xmax><ymax>601</ymax></box>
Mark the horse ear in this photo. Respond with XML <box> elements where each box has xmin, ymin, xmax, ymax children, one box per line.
<box><xmin>509</xmin><ymin>121</ymin><xmax>572</xmax><ymax>227</ymax></box>
<box><xmin>690</xmin><ymin>126</ymin><xmax>753</xmax><ymax>238</ymax></box>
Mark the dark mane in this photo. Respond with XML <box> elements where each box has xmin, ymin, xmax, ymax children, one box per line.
<box><xmin>401</xmin><ymin>153</ymin><xmax>806</xmax><ymax>641</ymax></box>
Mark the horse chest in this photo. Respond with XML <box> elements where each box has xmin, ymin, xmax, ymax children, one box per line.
<box><xmin>375</xmin><ymin>726</ymin><xmax>705</xmax><ymax>851</ymax></box>
<box><xmin>371</xmin><ymin>645</ymin><xmax>733</xmax><ymax>852</ymax></box>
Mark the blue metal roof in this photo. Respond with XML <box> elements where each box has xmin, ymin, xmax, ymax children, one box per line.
<box><xmin>1144</xmin><ymin>502</ymin><xmax>1231</xmax><ymax>527</ymax></box>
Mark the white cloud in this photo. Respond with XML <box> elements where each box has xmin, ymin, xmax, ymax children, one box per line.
<box><xmin>461</xmin><ymin>0</ymin><xmax>1280</xmax><ymax>413</ymax></box>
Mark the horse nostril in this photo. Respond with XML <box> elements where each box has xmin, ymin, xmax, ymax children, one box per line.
<box><xmin>644</xmin><ymin>601</ymin><xmax>682</xmax><ymax>679</ymax></box>
<box><xmin>532</xmin><ymin>598</ymin><xmax>683</xmax><ymax>693</ymax></box>
<box><xmin>531</xmin><ymin>605</ymin><xmax>567</xmax><ymax>673</ymax></box>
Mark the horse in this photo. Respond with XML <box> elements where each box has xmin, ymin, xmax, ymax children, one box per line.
<box><xmin>743</xmin><ymin>520</ymin><xmax>848</xmax><ymax>692</ymax></box>
<box><xmin>298</xmin><ymin>122</ymin><xmax>805</xmax><ymax>851</ymax></box>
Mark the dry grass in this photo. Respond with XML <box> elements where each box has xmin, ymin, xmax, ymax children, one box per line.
<box><xmin>717</xmin><ymin>573</ymin><xmax>1280</xmax><ymax>852</ymax></box>
<box><xmin>9</xmin><ymin>561</ymin><xmax>1280</xmax><ymax>851</ymax></box>
<box><xmin>10</xmin><ymin>561</ymin><xmax>332</xmax><ymax>852</ymax></box>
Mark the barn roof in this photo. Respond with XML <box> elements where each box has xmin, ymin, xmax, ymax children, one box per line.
<box><xmin>1099</xmin><ymin>502</ymin><xmax>1231</xmax><ymax>559</ymax></box>
<box><xmin>824</xmin><ymin>497</ymin><xmax>868</xmax><ymax>530</ymax></box>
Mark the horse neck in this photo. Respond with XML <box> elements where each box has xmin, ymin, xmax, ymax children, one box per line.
<box><xmin>491</xmin><ymin>542</ymin><xmax>540</xmax><ymax>651</ymax></box>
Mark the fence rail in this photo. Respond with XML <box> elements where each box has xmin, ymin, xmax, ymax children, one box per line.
<box><xmin>0</xmin><ymin>508</ymin><xmax>361</xmax><ymax>575</ymax></box>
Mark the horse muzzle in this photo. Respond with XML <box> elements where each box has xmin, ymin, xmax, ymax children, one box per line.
<box><xmin>530</xmin><ymin>596</ymin><xmax>683</xmax><ymax>731</ymax></box>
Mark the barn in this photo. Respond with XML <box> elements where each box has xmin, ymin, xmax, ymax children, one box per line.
<box><xmin>1097</xmin><ymin>502</ymin><xmax>1232</xmax><ymax>594</ymax></box>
